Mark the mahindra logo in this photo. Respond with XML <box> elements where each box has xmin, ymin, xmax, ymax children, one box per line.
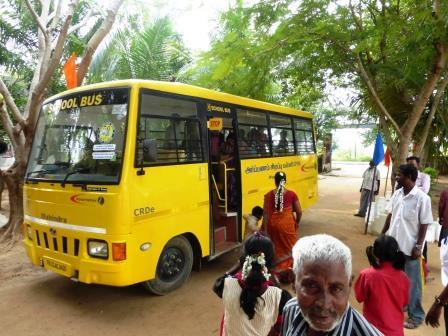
<box><xmin>49</xmin><ymin>228</ymin><xmax>57</xmax><ymax>236</ymax></box>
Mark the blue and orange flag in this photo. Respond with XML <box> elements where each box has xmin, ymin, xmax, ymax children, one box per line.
<box><xmin>63</xmin><ymin>53</ymin><xmax>78</xmax><ymax>89</ymax></box>
<box><xmin>372</xmin><ymin>133</ymin><xmax>385</xmax><ymax>166</ymax></box>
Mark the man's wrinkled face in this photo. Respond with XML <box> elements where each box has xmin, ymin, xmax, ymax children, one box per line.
<box><xmin>295</xmin><ymin>261</ymin><xmax>351</xmax><ymax>332</ymax></box>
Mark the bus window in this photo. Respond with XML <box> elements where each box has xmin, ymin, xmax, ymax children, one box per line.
<box><xmin>27</xmin><ymin>88</ymin><xmax>128</xmax><ymax>184</ymax></box>
<box><xmin>236</xmin><ymin>109</ymin><xmax>269</xmax><ymax>158</ymax></box>
<box><xmin>270</xmin><ymin>114</ymin><xmax>294</xmax><ymax>156</ymax></box>
<box><xmin>294</xmin><ymin>118</ymin><xmax>315</xmax><ymax>154</ymax></box>
<box><xmin>137</xmin><ymin>93</ymin><xmax>203</xmax><ymax>165</ymax></box>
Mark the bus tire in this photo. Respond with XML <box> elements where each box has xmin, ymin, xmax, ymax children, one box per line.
<box><xmin>142</xmin><ymin>236</ymin><xmax>193</xmax><ymax>295</ymax></box>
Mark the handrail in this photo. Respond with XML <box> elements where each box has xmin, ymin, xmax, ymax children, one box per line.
<box><xmin>211</xmin><ymin>174</ymin><xmax>225</xmax><ymax>202</ymax></box>
<box><xmin>211</xmin><ymin>161</ymin><xmax>233</xmax><ymax>214</ymax></box>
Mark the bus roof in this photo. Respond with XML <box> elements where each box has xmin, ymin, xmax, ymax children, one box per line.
<box><xmin>44</xmin><ymin>79</ymin><xmax>312</xmax><ymax>118</ymax></box>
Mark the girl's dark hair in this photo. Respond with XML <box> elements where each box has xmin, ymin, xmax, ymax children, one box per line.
<box><xmin>366</xmin><ymin>235</ymin><xmax>405</xmax><ymax>270</ymax></box>
<box><xmin>240</xmin><ymin>260</ymin><xmax>266</xmax><ymax>319</ymax></box>
<box><xmin>239</xmin><ymin>233</ymin><xmax>274</xmax><ymax>269</ymax></box>
<box><xmin>274</xmin><ymin>171</ymin><xmax>286</xmax><ymax>186</ymax></box>
<box><xmin>238</xmin><ymin>234</ymin><xmax>274</xmax><ymax>319</ymax></box>
<box><xmin>274</xmin><ymin>171</ymin><xmax>287</xmax><ymax>211</ymax></box>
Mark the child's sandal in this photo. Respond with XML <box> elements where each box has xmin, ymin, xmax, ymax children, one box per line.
<box><xmin>403</xmin><ymin>320</ymin><xmax>419</xmax><ymax>329</ymax></box>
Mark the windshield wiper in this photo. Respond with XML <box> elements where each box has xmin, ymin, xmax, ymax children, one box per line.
<box><xmin>61</xmin><ymin>167</ymin><xmax>90</xmax><ymax>188</ymax></box>
<box><xmin>26</xmin><ymin>169</ymin><xmax>51</xmax><ymax>180</ymax></box>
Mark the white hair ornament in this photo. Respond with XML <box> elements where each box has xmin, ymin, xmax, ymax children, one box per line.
<box><xmin>275</xmin><ymin>179</ymin><xmax>286</xmax><ymax>211</ymax></box>
<box><xmin>242</xmin><ymin>253</ymin><xmax>271</xmax><ymax>281</ymax></box>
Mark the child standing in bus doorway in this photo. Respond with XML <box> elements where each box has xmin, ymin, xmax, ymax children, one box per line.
<box><xmin>243</xmin><ymin>206</ymin><xmax>263</xmax><ymax>240</ymax></box>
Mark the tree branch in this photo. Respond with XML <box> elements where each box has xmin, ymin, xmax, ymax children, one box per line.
<box><xmin>0</xmin><ymin>97</ymin><xmax>18</xmax><ymax>147</ymax></box>
<box><xmin>49</xmin><ymin>0</ymin><xmax>63</xmax><ymax>31</ymax></box>
<box><xmin>378</xmin><ymin>113</ymin><xmax>395</xmax><ymax>151</ymax></box>
<box><xmin>434</xmin><ymin>0</ymin><xmax>440</xmax><ymax>18</ymax></box>
<box><xmin>25</xmin><ymin>0</ymin><xmax>49</xmax><ymax>45</ymax></box>
<box><xmin>416</xmin><ymin>71</ymin><xmax>448</xmax><ymax>155</ymax></box>
<box><xmin>349</xmin><ymin>0</ymin><xmax>363</xmax><ymax>31</ymax></box>
<box><xmin>355</xmin><ymin>53</ymin><xmax>403</xmax><ymax>136</ymax></box>
<box><xmin>349</xmin><ymin>1</ymin><xmax>374</xmax><ymax>65</ymax></box>
<box><xmin>67</xmin><ymin>10</ymin><xmax>97</xmax><ymax>35</ymax></box>
<box><xmin>26</xmin><ymin>1</ymin><xmax>78</xmax><ymax>127</ymax></box>
<box><xmin>77</xmin><ymin>0</ymin><xmax>124</xmax><ymax>84</ymax></box>
<box><xmin>0</xmin><ymin>79</ymin><xmax>26</xmax><ymax>127</ymax></box>
<box><xmin>402</xmin><ymin>42</ymin><xmax>446</xmax><ymax>136</ymax></box>
<box><xmin>25</xmin><ymin>0</ymin><xmax>51</xmax><ymax>117</ymax></box>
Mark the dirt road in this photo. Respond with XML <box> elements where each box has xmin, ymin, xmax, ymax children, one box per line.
<box><xmin>0</xmin><ymin>163</ymin><xmax>446</xmax><ymax>335</ymax></box>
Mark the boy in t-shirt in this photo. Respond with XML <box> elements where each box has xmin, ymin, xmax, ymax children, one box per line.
<box><xmin>243</xmin><ymin>206</ymin><xmax>263</xmax><ymax>239</ymax></box>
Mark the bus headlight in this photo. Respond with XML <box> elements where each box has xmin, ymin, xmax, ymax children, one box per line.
<box><xmin>26</xmin><ymin>225</ymin><xmax>33</xmax><ymax>241</ymax></box>
<box><xmin>88</xmin><ymin>239</ymin><xmax>108</xmax><ymax>259</ymax></box>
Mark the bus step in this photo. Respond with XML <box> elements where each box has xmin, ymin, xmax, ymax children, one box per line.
<box><xmin>220</xmin><ymin>211</ymin><xmax>237</xmax><ymax>217</ymax></box>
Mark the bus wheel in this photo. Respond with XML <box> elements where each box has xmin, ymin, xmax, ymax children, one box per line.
<box><xmin>142</xmin><ymin>236</ymin><xmax>193</xmax><ymax>295</ymax></box>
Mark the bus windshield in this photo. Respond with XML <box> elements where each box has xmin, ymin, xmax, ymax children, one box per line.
<box><xmin>26</xmin><ymin>88</ymin><xmax>129</xmax><ymax>184</ymax></box>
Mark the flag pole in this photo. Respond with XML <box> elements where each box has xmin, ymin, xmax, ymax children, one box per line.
<box><xmin>364</xmin><ymin>166</ymin><xmax>377</xmax><ymax>234</ymax></box>
<box><xmin>383</xmin><ymin>165</ymin><xmax>390</xmax><ymax>197</ymax></box>
<box><xmin>365</xmin><ymin>132</ymin><xmax>384</xmax><ymax>235</ymax></box>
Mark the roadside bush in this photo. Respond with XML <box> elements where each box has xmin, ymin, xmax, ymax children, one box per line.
<box><xmin>424</xmin><ymin>167</ymin><xmax>439</xmax><ymax>181</ymax></box>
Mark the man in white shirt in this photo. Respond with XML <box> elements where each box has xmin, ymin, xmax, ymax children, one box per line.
<box><xmin>406</xmin><ymin>156</ymin><xmax>430</xmax><ymax>193</ymax></box>
<box><xmin>354</xmin><ymin>160</ymin><xmax>380</xmax><ymax>217</ymax></box>
<box><xmin>406</xmin><ymin>156</ymin><xmax>432</xmax><ymax>280</ymax></box>
<box><xmin>381</xmin><ymin>164</ymin><xmax>433</xmax><ymax>329</ymax></box>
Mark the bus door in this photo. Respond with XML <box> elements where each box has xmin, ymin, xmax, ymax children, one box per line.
<box><xmin>206</xmin><ymin>112</ymin><xmax>242</xmax><ymax>257</ymax></box>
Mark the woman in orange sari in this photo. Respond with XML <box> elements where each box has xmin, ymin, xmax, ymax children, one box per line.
<box><xmin>263</xmin><ymin>171</ymin><xmax>302</xmax><ymax>284</ymax></box>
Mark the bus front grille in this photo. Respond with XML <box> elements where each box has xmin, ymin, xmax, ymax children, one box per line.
<box><xmin>35</xmin><ymin>229</ymin><xmax>80</xmax><ymax>257</ymax></box>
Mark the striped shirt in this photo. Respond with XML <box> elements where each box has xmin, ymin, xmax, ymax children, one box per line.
<box><xmin>281</xmin><ymin>298</ymin><xmax>383</xmax><ymax>336</ymax></box>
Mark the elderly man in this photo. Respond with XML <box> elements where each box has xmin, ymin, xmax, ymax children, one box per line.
<box><xmin>282</xmin><ymin>234</ymin><xmax>382</xmax><ymax>336</ymax></box>
<box><xmin>381</xmin><ymin>164</ymin><xmax>433</xmax><ymax>329</ymax></box>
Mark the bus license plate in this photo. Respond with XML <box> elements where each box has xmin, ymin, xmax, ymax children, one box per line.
<box><xmin>43</xmin><ymin>257</ymin><xmax>72</xmax><ymax>277</ymax></box>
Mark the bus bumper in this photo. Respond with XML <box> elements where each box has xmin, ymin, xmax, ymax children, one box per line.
<box><xmin>23</xmin><ymin>237</ymin><xmax>137</xmax><ymax>287</ymax></box>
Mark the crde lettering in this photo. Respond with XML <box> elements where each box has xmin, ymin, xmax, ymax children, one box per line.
<box><xmin>134</xmin><ymin>206</ymin><xmax>155</xmax><ymax>216</ymax></box>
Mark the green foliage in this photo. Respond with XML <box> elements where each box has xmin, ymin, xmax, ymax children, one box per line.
<box><xmin>1</xmin><ymin>0</ymin><xmax>111</xmax><ymax>100</ymax></box>
<box><xmin>188</xmin><ymin>0</ymin><xmax>448</xmax><ymax>164</ymax></box>
<box><xmin>423</xmin><ymin>167</ymin><xmax>439</xmax><ymax>181</ymax></box>
<box><xmin>309</xmin><ymin>104</ymin><xmax>346</xmax><ymax>149</ymax></box>
<box><xmin>186</xmin><ymin>2</ymin><xmax>302</xmax><ymax>103</ymax></box>
<box><xmin>333</xmin><ymin>149</ymin><xmax>371</xmax><ymax>162</ymax></box>
<box><xmin>87</xmin><ymin>16</ymin><xmax>191</xmax><ymax>83</ymax></box>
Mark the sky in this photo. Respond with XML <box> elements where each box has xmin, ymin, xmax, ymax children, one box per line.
<box><xmin>167</xmin><ymin>1</ymin><xmax>230</xmax><ymax>52</ymax></box>
<box><xmin>142</xmin><ymin>0</ymin><xmax>232</xmax><ymax>52</ymax></box>
<box><xmin>147</xmin><ymin>0</ymin><xmax>258</xmax><ymax>52</ymax></box>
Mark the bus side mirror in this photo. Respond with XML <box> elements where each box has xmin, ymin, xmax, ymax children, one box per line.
<box><xmin>0</xmin><ymin>141</ymin><xmax>7</xmax><ymax>155</ymax></box>
<box><xmin>143</xmin><ymin>139</ymin><xmax>157</xmax><ymax>163</ymax></box>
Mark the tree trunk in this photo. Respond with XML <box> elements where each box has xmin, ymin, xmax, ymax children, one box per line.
<box><xmin>388</xmin><ymin>134</ymin><xmax>412</xmax><ymax>193</ymax></box>
<box><xmin>397</xmin><ymin>134</ymin><xmax>411</xmax><ymax>166</ymax></box>
<box><xmin>0</xmin><ymin>164</ymin><xmax>25</xmax><ymax>242</ymax></box>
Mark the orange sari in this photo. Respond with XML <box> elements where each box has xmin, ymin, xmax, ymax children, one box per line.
<box><xmin>264</xmin><ymin>190</ymin><xmax>298</xmax><ymax>274</ymax></box>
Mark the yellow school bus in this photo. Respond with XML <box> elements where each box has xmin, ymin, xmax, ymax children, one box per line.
<box><xmin>23</xmin><ymin>80</ymin><xmax>318</xmax><ymax>294</ymax></box>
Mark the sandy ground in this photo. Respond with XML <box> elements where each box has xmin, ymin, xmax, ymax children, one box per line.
<box><xmin>0</xmin><ymin>162</ymin><xmax>447</xmax><ymax>336</ymax></box>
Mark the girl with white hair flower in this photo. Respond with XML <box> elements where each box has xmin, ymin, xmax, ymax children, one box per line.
<box><xmin>213</xmin><ymin>233</ymin><xmax>291</xmax><ymax>336</ymax></box>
